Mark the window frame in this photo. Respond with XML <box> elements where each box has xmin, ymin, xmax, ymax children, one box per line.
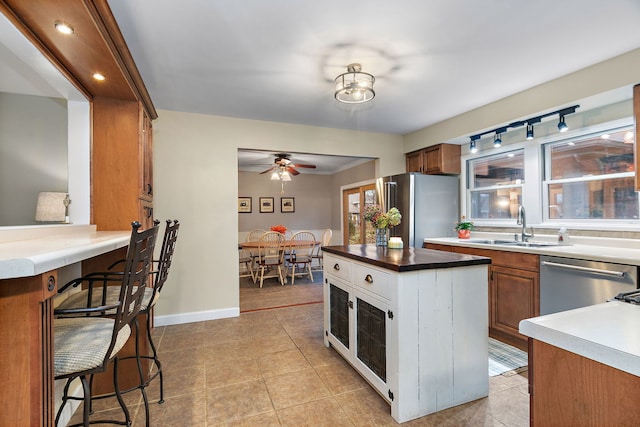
<box><xmin>541</xmin><ymin>124</ymin><xmax>638</xmax><ymax>224</ymax></box>
<box><xmin>467</xmin><ymin>148</ymin><xmax>525</xmax><ymax>222</ymax></box>
<box><xmin>460</xmin><ymin>117</ymin><xmax>639</xmax><ymax>231</ymax></box>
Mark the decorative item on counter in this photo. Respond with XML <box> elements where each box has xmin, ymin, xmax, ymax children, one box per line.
<box><xmin>454</xmin><ymin>216</ymin><xmax>474</xmax><ymax>239</ymax></box>
<box><xmin>364</xmin><ymin>205</ymin><xmax>402</xmax><ymax>247</ymax></box>
<box><xmin>270</xmin><ymin>224</ymin><xmax>287</xmax><ymax>234</ymax></box>
<box><xmin>388</xmin><ymin>237</ymin><xmax>404</xmax><ymax>249</ymax></box>
<box><xmin>558</xmin><ymin>226</ymin><xmax>570</xmax><ymax>245</ymax></box>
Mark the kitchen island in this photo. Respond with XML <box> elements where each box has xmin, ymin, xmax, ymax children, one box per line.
<box><xmin>322</xmin><ymin>245</ymin><xmax>491</xmax><ymax>423</ymax></box>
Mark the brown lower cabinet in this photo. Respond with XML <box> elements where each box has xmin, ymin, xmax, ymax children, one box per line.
<box><xmin>529</xmin><ymin>339</ymin><xmax>640</xmax><ymax>426</ymax></box>
<box><xmin>424</xmin><ymin>243</ymin><xmax>539</xmax><ymax>351</ymax></box>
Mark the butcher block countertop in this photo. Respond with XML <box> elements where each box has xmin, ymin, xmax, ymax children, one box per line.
<box><xmin>322</xmin><ymin>244</ymin><xmax>491</xmax><ymax>272</ymax></box>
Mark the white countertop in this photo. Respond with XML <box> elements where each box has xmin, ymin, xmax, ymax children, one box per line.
<box><xmin>519</xmin><ymin>301</ymin><xmax>640</xmax><ymax>376</ymax></box>
<box><xmin>0</xmin><ymin>225</ymin><xmax>130</xmax><ymax>279</ymax></box>
<box><xmin>424</xmin><ymin>233</ymin><xmax>640</xmax><ymax>266</ymax></box>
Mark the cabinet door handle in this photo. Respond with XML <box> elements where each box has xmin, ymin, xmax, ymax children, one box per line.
<box><xmin>147</xmin><ymin>183</ymin><xmax>153</xmax><ymax>196</ymax></box>
<box><xmin>333</xmin><ymin>263</ymin><xmax>340</xmax><ymax>271</ymax></box>
<box><xmin>364</xmin><ymin>274</ymin><xmax>373</xmax><ymax>283</ymax></box>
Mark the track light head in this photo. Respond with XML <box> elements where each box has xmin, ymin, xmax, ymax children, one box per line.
<box><xmin>493</xmin><ymin>133</ymin><xmax>502</xmax><ymax>148</ymax></box>
<box><xmin>469</xmin><ymin>136</ymin><xmax>479</xmax><ymax>153</ymax></box>
<box><xmin>558</xmin><ymin>115</ymin><xmax>568</xmax><ymax>132</ymax></box>
<box><xmin>526</xmin><ymin>124</ymin><xmax>534</xmax><ymax>140</ymax></box>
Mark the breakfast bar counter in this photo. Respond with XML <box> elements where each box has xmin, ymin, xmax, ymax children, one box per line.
<box><xmin>322</xmin><ymin>245</ymin><xmax>491</xmax><ymax>423</ymax></box>
<box><xmin>0</xmin><ymin>225</ymin><xmax>130</xmax><ymax>426</ymax></box>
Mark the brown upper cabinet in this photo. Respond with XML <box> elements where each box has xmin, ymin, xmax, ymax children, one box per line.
<box><xmin>406</xmin><ymin>143</ymin><xmax>461</xmax><ymax>175</ymax></box>
<box><xmin>1</xmin><ymin>0</ymin><xmax>157</xmax><ymax>231</ymax></box>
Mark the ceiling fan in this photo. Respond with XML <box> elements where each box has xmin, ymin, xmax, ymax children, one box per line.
<box><xmin>259</xmin><ymin>153</ymin><xmax>317</xmax><ymax>176</ymax></box>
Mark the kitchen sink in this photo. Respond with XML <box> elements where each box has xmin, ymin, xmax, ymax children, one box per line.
<box><xmin>466</xmin><ymin>239</ymin><xmax>561</xmax><ymax>248</ymax></box>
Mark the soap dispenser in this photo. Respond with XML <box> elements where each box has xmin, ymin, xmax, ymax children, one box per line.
<box><xmin>558</xmin><ymin>227</ymin><xmax>570</xmax><ymax>245</ymax></box>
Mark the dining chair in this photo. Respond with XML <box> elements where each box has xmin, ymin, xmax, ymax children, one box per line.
<box><xmin>311</xmin><ymin>228</ymin><xmax>332</xmax><ymax>271</ymax></box>
<box><xmin>56</xmin><ymin>220</ymin><xmax>180</xmax><ymax>427</ymax></box>
<box><xmin>288</xmin><ymin>231</ymin><xmax>316</xmax><ymax>284</ymax></box>
<box><xmin>53</xmin><ymin>221</ymin><xmax>159</xmax><ymax>427</ymax></box>
<box><xmin>239</xmin><ymin>247</ymin><xmax>255</xmax><ymax>281</ymax></box>
<box><xmin>255</xmin><ymin>231</ymin><xmax>286</xmax><ymax>287</ymax></box>
<box><xmin>245</xmin><ymin>229</ymin><xmax>266</xmax><ymax>282</ymax></box>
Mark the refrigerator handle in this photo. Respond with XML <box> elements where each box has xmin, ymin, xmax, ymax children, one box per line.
<box><xmin>384</xmin><ymin>182</ymin><xmax>397</xmax><ymax>210</ymax></box>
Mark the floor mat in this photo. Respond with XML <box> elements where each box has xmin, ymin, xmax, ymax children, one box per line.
<box><xmin>488</xmin><ymin>337</ymin><xmax>528</xmax><ymax>376</ymax></box>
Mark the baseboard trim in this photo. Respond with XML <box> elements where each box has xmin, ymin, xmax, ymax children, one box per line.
<box><xmin>154</xmin><ymin>307</ymin><xmax>239</xmax><ymax>326</ymax></box>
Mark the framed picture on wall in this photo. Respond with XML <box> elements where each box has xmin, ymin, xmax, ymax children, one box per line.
<box><xmin>238</xmin><ymin>197</ymin><xmax>252</xmax><ymax>213</ymax></box>
<box><xmin>281</xmin><ymin>197</ymin><xmax>295</xmax><ymax>213</ymax></box>
<box><xmin>259</xmin><ymin>197</ymin><xmax>274</xmax><ymax>213</ymax></box>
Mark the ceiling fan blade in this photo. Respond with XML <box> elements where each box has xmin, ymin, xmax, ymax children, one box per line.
<box><xmin>259</xmin><ymin>165</ymin><xmax>277</xmax><ymax>174</ymax></box>
<box><xmin>286</xmin><ymin>166</ymin><xmax>300</xmax><ymax>175</ymax></box>
<box><xmin>292</xmin><ymin>163</ymin><xmax>316</xmax><ymax>169</ymax></box>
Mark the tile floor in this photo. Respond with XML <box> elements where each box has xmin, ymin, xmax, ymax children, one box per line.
<box><xmin>67</xmin><ymin>278</ymin><xmax>529</xmax><ymax>426</ymax></box>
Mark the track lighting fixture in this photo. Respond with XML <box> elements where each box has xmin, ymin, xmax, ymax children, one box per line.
<box><xmin>467</xmin><ymin>105</ymin><xmax>579</xmax><ymax>153</ymax></box>
<box><xmin>493</xmin><ymin>134</ymin><xmax>502</xmax><ymax>147</ymax></box>
<box><xmin>526</xmin><ymin>124</ymin><xmax>534</xmax><ymax>140</ymax></box>
<box><xmin>469</xmin><ymin>136</ymin><xmax>480</xmax><ymax>153</ymax></box>
<box><xmin>557</xmin><ymin>115</ymin><xmax>568</xmax><ymax>132</ymax></box>
<box><xmin>493</xmin><ymin>127</ymin><xmax>506</xmax><ymax>147</ymax></box>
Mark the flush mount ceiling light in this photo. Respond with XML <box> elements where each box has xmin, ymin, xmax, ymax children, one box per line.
<box><xmin>54</xmin><ymin>21</ymin><xmax>74</xmax><ymax>35</ymax></box>
<box><xmin>334</xmin><ymin>63</ymin><xmax>375</xmax><ymax>104</ymax></box>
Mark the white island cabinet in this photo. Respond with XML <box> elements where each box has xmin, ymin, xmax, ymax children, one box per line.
<box><xmin>323</xmin><ymin>245</ymin><xmax>491</xmax><ymax>423</ymax></box>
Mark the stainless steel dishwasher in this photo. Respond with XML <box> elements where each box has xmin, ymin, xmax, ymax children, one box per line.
<box><xmin>540</xmin><ymin>255</ymin><xmax>638</xmax><ymax>315</ymax></box>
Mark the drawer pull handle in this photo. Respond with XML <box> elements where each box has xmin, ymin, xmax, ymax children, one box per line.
<box><xmin>333</xmin><ymin>263</ymin><xmax>340</xmax><ymax>271</ymax></box>
<box><xmin>364</xmin><ymin>274</ymin><xmax>373</xmax><ymax>283</ymax></box>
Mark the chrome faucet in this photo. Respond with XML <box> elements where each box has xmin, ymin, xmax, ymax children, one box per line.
<box><xmin>517</xmin><ymin>205</ymin><xmax>534</xmax><ymax>242</ymax></box>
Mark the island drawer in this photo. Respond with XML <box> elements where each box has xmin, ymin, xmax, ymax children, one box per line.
<box><xmin>324</xmin><ymin>254</ymin><xmax>352</xmax><ymax>282</ymax></box>
<box><xmin>353</xmin><ymin>263</ymin><xmax>391</xmax><ymax>301</ymax></box>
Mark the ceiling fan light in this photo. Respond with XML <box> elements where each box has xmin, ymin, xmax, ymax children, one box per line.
<box><xmin>270</xmin><ymin>171</ymin><xmax>280</xmax><ymax>180</ymax></box>
<box><xmin>280</xmin><ymin>171</ymin><xmax>292</xmax><ymax>181</ymax></box>
<box><xmin>334</xmin><ymin>63</ymin><xmax>375</xmax><ymax>104</ymax></box>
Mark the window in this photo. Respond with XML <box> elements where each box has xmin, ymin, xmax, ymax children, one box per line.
<box><xmin>543</xmin><ymin>127</ymin><xmax>638</xmax><ymax>220</ymax></box>
<box><xmin>468</xmin><ymin>150</ymin><xmax>524</xmax><ymax>220</ymax></box>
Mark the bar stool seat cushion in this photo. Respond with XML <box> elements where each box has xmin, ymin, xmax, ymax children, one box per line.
<box><xmin>54</xmin><ymin>317</ymin><xmax>131</xmax><ymax>377</ymax></box>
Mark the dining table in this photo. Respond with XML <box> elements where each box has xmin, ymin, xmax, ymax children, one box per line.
<box><xmin>239</xmin><ymin>239</ymin><xmax>320</xmax><ymax>284</ymax></box>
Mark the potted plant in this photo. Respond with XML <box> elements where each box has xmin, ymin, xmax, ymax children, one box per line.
<box><xmin>454</xmin><ymin>217</ymin><xmax>474</xmax><ymax>239</ymax></box>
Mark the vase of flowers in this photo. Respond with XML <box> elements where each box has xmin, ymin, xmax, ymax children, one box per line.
<box><xmin>270</xmin><ymin>224</ymin><xmax>287</xmax><ymax>234</ymax></box>
<box><xmin>454</xmin><ymin>216</ymin><xmax>474</xmax><ymax>239</ymax></box>
<box><xmin>364</xmin><ymin>205</ymin><xmax>402</xmax><ymax>247</ymax></box>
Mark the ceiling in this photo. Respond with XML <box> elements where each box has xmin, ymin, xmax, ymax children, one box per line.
<box><xmin>107</xmin><ymin>0</ymin><xmax>640</xmax><ymax>137</ymax></box>
<box><xmin>3</xmin><ymin>2</ymin><xmax>640</xmax><ymax>175</ymax></box>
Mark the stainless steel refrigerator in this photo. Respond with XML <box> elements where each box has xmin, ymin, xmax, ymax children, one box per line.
<box><xmin>377</xmin><ymin>173</ymin><xmax>459</xmax><ymax>248</ymax></box>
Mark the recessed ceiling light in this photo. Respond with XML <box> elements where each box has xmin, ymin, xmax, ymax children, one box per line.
<box><xmin>92</xmin><ymin>73</ymin><xmax>106</xmax><ymax>81</ymax></box>
<box><xmin>54</xmin><ymin>21</ymin><xmax>74</xmax><ymax>35</ymax></box>
<box><xmin>601</xmin><ymin>134</ymin><xmax>610</xmax><ymax>139</ymax></box>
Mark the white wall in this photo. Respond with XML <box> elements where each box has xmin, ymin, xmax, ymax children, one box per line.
<box><xmin>404</xmin><ymin>48</ymin><xmax>640</xmax><ymax>151</ymax></box>
<box><xmin>0</xmin><ymin>93</ymin><xmax>67</xmax><ymax>225</ymax></box>
<box><xmin>152</xmin><ymin>112</ymin><xmax>403</xmax><ymax>323</ymax></box>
